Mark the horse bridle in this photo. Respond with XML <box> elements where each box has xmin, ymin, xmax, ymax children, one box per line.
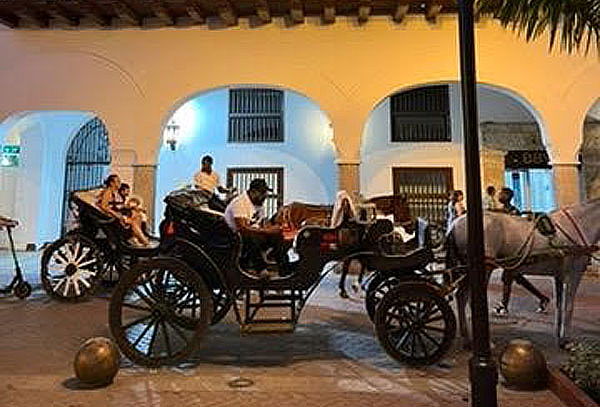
<box><xmin>553</xmin><ymin>208</ymin><xmax>599</xmax><ymax>257</ymax></box>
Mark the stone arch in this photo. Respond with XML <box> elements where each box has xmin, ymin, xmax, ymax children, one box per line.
<box><xmin>0</xmin><ymin>111</ymin><xmax>111</xmax><ymax>247</ymax></box>
<box><xmin>360</xmin><ymin>81</ymin><xmax>554</xmax><ymax>218</ymax></box>
<box><xmin>154</xmin><ymin>85</ymin><xmax>338</xmax><ymax>226</ymax></box>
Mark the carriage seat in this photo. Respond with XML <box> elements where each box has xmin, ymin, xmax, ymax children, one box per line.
<box><xmin>72</xmin><ymin>189</ymin><xmax>160</xmax><ymax>250</ymax></box>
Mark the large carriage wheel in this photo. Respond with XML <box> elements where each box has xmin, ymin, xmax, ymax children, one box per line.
<box><xmin>40</xmin><ymin>234</ymin><xmax>103</xmax><ymax>301</ymax></box>
<box><xmin>109</xmin><ymin>258</ymin><xmax>213</xmax><ymax>367</ymax></box>
<box><xmin>365</xmin><ymin>274</ymin><xmax>401</xmax><ymax>323</ymax></box>
<box><xmin>375</xmin><ymin>283</ymin><xmax>456</xmax><ymax>366</ymax></box>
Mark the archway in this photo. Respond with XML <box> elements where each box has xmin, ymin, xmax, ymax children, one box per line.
<box><xmin>155</xmin><ymin>86</ymin><xmax>337</xmax><ymax>227</ymax></box>
<box><xmin>62</xmin><ymin>117</ymin><xmax>111</xmax><ymax>234</ymax></box>
<box><xmin>360</xmin><ymin>82</ymin><xmax>553</xmax><ymax>225</ymax></box>
<box><xmin>0</xmin><ymin>111</ymin><xmax>108</xmax><ymax>248</ymax></box>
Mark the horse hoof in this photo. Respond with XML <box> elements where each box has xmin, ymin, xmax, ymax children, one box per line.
<box><xmin>351</xmin><ymin>284</ymin><xmax>359</xmax><ymax>293</ymax></box>
<box><xmin>559</xmin><ymin>339</ymin><xmax>572</xmax><ymax>349</ymax></box>
<box><xmin>339</xmin><ymin>291</ymin><xmax>349</xmax><ymax>299</ymax></box>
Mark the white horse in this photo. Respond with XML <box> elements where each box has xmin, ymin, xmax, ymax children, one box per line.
<box><xmin>448</xmin><ymin>198</ymin><xmax>600</xmax><ymax>347</ymax></box>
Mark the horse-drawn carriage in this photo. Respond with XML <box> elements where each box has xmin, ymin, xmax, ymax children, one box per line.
<box><xmin>40</xmin><ymin>189</ymin><xmax>161</xmax><ymax>301</ymax></box>
<box><xmin>102</xmin><ymin>188</ymin><xmax>461</xmax><ymax>367</ymax></box>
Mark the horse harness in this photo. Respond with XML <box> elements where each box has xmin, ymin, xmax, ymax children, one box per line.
<box><xmin>488</xmin><ymin>209</ymin><xmax>599</xmax><ymax>271</ymax></box>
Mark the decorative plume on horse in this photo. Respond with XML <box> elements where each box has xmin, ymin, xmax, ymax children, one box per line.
<box><xmin>447</xmin><ymin>198</ymin><xmax>600</xmax><ymax>347</ymax></box>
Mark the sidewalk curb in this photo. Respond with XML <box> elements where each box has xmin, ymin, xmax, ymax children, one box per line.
<box><xmin>549</xmin><ymin>368</ymin><xmax>599</xmax><ymax>407</ymax></box>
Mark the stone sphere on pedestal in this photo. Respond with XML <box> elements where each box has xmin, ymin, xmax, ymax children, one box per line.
<box><xmin>74</xmin><ymin>337</ymin><xmax>120</xmax><ymax>386</ymax></box>
<box><xmin>499</xmin><ymin>339</ymin><xmax>549</xmax><ymax>390</ymax></box>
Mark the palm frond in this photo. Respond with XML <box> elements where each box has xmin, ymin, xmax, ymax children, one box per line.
<box><xmin>476</xmin><ymin>0</ymin><xmax>600</xmax><ymax>54</ymax></box>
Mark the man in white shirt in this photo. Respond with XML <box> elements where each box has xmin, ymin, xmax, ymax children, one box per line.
<box><xmin>224</xmin><ymin>178</ymin><xmax>283</xmax><ymax>276</ymax></box>
<box><xmin>193</xmin><ymin>155</ymin><xmax>233</xmax><ymax>211</ymax></box>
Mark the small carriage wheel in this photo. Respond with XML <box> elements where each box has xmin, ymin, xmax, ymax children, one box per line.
<box><xmin>101</xmin><ymin>251</ymin><xmax>128</xmax><ymax>284</ymax></box>
<box><xmin>365</xmin><ymin>274</ymin><xmax>401</xmax><ymax>323</ymax></box>
<box><xmin>109</xmin><ymin>258</ymin><xmax>213</xmax><ymax>367</ymax></box>
<box><xmin>375</xmin><ymin>284</ymin><xmax>456</xmax><ymax>366</ymax></box>
<box><xmin>40</xmin><ymin>234</ymin><xmax>103</xmax><ymax>301</ymax></box>
<box><xmin>13</xmin><ymin>281</ymin><xmax>32</xmax><ymax>299</ymax></box>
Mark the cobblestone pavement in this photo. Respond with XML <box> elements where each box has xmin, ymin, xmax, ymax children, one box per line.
<box><xmin>1</xmin><ymin>249</ymin><xmax>598</xmax><ymax>406</ymax></box>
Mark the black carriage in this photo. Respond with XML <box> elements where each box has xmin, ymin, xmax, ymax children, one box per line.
<box><xmin>108</xmin><ymin>189</ymin><xmax>460</xmax><ymax>368</ymax></box>
<box><xmin>40</xmin><ymin>189</ymin><xmax>160</xmax><ymax>301</ymax></box>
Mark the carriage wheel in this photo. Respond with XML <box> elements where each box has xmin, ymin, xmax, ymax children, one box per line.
<box><xmin>365</xmin><ymin>274</ymin><xmax>401</xmax><ymax>323</ymax></box>
<box><xmin>375</xmin><ymin>284</ymin><xmax>456</xmax><ymax>366</ymax></box>
<box><xmin>40</xmin><ymin>234</ymin><xmax>102</xmax><ymax>301</ymax></box>
<box><xmin>109</xmin><ymin>258</ymin><xmax>213</xmax><ymax>367</ymax></box>
<box><xmin>100</xmin><ymin>251</ymin><xmax>129</xmax><ymax>284</ymax></box>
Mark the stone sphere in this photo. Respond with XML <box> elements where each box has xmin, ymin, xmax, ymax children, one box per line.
<box><xmin>74</xmin><ymin>337</ymin><xmax>120</xmax><ymax>386</ymax></box>
<box><xmin>499</xmin><ymin>339</ymin><xmax>549</xmax><ymax>390</ymax></box>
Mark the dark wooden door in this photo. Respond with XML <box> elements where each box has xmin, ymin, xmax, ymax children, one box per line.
<box><xmin>392</xmin><ymin>167</ymin><xmax>453</xmax><ymax>225</ymax></box>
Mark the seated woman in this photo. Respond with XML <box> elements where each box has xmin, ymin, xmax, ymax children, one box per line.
<box><xmin>121</xmin><ymin>196</ymin><xmax>150</xmax><ymax>247</ymax></box>
<box><xmin>330</xmin><ymin>191</ymin><xmax>356</xmax><ymax>228</ymax></box>
<box><xmin>97</xmin><ymin>174</ymin><xmax>125</xmax><ymax>220</ymax></box>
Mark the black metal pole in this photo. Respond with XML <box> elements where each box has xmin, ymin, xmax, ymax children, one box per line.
<box><xmin>457</xmin><ymin>1</ymin><xmax>498</xmax><ymax>406</ymax></box>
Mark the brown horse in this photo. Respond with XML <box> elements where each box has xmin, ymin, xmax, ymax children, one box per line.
<box><xmin>269</xmin><ymin>202</ymin><xmax>333</xmax><ymax>229</ymax></box>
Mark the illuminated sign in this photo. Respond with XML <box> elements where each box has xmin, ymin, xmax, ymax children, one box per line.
<box><xmin>1</xmin><ymin>145</ymin><xmax>20</xmax><ymax>167</ymax></box>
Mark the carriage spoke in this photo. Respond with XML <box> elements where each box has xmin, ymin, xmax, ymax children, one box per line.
<box><xmin>51</xmin><ymin>252</ymin><xmax>68</xmax><ymax>266</ymax></box>
<box><xmin>132</xmin><ymin>287</ymin><xmax>157</xmax><ymax>308</ymax></box>
<box><xmin>146</xmin><ymin>319</ymin><xmax>160</xmax><ymax>356</ymax></box>
<box><xmin>165</xmin><ymin>319</ymin><xmax>191</xmax><ymax>345</ymax></box>
<box><xmin>423</xmin><ymin>325</ymin><xmax>445</xmax><ymax>333</ymax></box>
<box><xmin>421</xmin><ymin>329</ymin><xmax>442</xmax><ymax>347</ymax></box>
<box><xmin>160</xmin><ymin>320</ymin><xmax>173</xmax><ymax>358</ymax></box>
<box><xmin>416</xmin><ymin>332</ymin><xmax>430</xmax><ymax>359</ymax></box>
<box><xmin>73</xmin><ymin>278</ymin><xmax>81</xmax><ymax>296</ymax></box>
<box><xmin>122</xmin><ymin>302</ymin><xmax>152</xmax><ymax>312</ymax></box>
<box><xmin>62</xmin><ymin>278</ymin><xmax>71</xmax><ymax>296</ymax></box>
<box><xmin>77</xmin><ymin>258</ymin><xmax>97</xmax><ymax>268</ymax></box>
<box><xmin>123</xmin><ymin>314</ymin><xmax>153</xmax><ymax>331</ymax></box>
<box><xmin>132</xmin><ymin>317</ymin><xmax>157</xmax><ymax>348</ymax></box>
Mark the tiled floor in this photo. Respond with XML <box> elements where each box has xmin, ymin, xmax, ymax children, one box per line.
<box><xmin>1</xmin><ymin>249</ymin><xmax>597</xmax><ymax>406</ymax></box>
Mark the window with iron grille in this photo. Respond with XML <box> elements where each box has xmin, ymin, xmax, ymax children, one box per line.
<box><xmin>390</xmin><ymin>85</ymin><xmax>451</xmax><ymax>142</ymax></box>
<box><xmin>229</xmin><ymin>89</ymin><xmax>284</xmax><ymax>143</ymax></box>
<box><xmin>226</xmin><ymin>167</ymin><xmax>284</xmax><ymax>219</ymax></box>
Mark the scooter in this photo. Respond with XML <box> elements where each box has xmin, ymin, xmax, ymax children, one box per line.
<box><xmin>0</xmin><ymin>217</ymin><xmax>32</xmax><ymax>299</ymax></box>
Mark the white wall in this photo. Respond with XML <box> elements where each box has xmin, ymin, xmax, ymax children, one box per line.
<box><xmin>0</xmin><ymin>111</ymin><xmax>93</xmax><ymax>248</ymax></box>
<box><xmin>155</xmin><ymin>88</ymin><xmax>337</xmax><ymax>224</ymax></box>
<box><xmin>360</xmin><ymin>83</ymin><xmax>540</xmax><ymax>198</ymax></box>
<box><xmin>361</xmin><ymin>84</ymin><xmax>465</xmax><ymax>197</ymax></box>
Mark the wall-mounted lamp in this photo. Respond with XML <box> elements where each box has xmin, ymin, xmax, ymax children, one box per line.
<box><xmin>165</xmin><ymin>120</ymin><xmax>180</xmax><ymax>151</ymax></box>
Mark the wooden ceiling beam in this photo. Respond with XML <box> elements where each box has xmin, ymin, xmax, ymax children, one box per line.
<box><xmin>322</xmin><ymin>4</ymin><xmax>335</xmax><ymax>24</ymax></box>
<box><xmin>14</xmin><ymin>8</ymin><xmax>49</xmax><ymax>28</ymax></box>
<box><xmin>150</xmin><ymin>1</ymin><xmax>174</xmax><ymax>25</ymax></box>
<box><xmin>216</xmin><ymin>1</ymin><xmax>237</xmax><ymax>26</ymax></box>
<box><xmin>185</xmin><ymin>2</ymin><xmax>205</xmax><ymax>23</ymax></box>
<box><xmin>77</xmin><ymin>1</ymin><xmax>110</xmax><ymax>26</ymax></box>
<box><xmin>255</xmin><ymin>0</ymin><xmax>271</xmax><ymax>23</ymax></box>
<box><xmin>46</xmin><ymin>3</ymin><xmax>79</xmax><ymax>26</ymax></box>
<box><xmin>289</xmin><ymin>0</ymin><xmax>304</xmax><ymax>24</ymax></box>
<box><xmin>0</xmin><ymin>14</ymin><xmax>19</xmax><ymax>28</ymax></box>
<box><xmin>425</xmin><ymin>3</ymin><xmax>442</xmax><ymax>22</ymax></box>
<box><xmin>113</xmin><ymin>1</ymin><xmax>140</xmax><ymax>26</ymax></box>
<box><xmin>358</xmin><ymin>2</ymin><xmax>372</xmax><ymax>24</ymax></box>
<box><xmin>393</xmin><ymin>3</ymin><xmax>409</xmax><ymax>23</ymax></box>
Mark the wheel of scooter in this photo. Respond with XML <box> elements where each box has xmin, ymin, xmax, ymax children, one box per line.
<box><xmin>41</xmin><ymin>234</ymin><xmax>103</xmax><ymax>301</ymax></box>
<box><xmin>13</xmin><ymin>281</ymin><xmax>32</xmax><ymax>299</ymax></box>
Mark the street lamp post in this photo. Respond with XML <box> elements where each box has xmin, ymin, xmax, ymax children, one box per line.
<box><xmin>457</xmin><ymin>0</ymin><xmax>499</xmax><ymax>406</ymax></box>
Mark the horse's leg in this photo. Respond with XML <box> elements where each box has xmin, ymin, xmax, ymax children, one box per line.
<box><xmin>456</xmin><ymin>280</ymin><xmax>471</xmax><ymax>349</ymax></box>
<box><xmin>562</xmin><ymin>268</ymin><xmax>584</xmax><ymax>347</ymax></box>
<box><xmin>495</xmin><ymin>269</ymin><xmax>513</xmax><ymax>315</ymax></box>
<box><xmin>351</xmin><ymin>261</ymin><xmax>365</xmax><ymax>293</ymax></box>
<box><xmin>338</xmin><ymin>258</ymin><xmax>350</xmax><ymax>299</ymax></box>
<box><xmin>554</xmin><ymin>276</ymin><xmax>567</xmax><ymax>347</ymax></box>
<box><xmin>513</xmin><ymin>273</ymin><xmax>550</xmax><ymax>312</ymax></box>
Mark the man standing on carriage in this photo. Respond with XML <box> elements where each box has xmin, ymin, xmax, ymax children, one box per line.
<box><xmin>193</xmin><ymin>155</ymin><xmax>235</xmax><ymax>212</ymax></box>
<box><xmin>224</xmin><ymin>178</ymin><xmax>286</xmax><ymax>278</ymax></box>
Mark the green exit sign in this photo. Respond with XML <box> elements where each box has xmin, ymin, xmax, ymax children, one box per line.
<box><xmin>2</xmin><ymin>145</ymin><xmax>20</xmax><ymax>154</ymax></box>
